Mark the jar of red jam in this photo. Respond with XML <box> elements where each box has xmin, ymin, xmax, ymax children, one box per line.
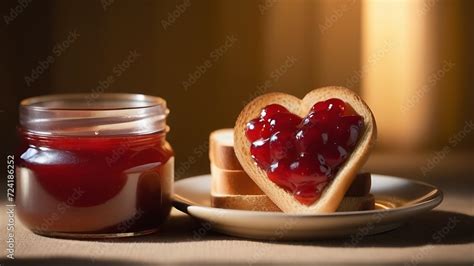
<box><xmin>17</xmin><ymin>93</ymin><xmax>174</xmax><ymax>238</ymax></box>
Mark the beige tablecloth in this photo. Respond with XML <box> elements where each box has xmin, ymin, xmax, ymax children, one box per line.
<box><xmin>1</xmin><ymin>179</ymin><xmax>473</xmax><ymax>266</ymax></box>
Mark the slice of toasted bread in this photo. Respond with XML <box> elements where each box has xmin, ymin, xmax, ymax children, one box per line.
<box><xmin>210</xmin><ymin>164</ymin><xmax>264</xmax><ymax>195</ymax></box>
<box><xmin>345</xmin><ymin>172</ymin><xmax>371</xmax><ymax>196</ymax></box>
<box><xmin>234</xmin><ymin>86</ymin><xmax>377</xmax><ymax>214</ymax></box>
<box><xmin>211</xmin><ymin>194</ymin><xmax>281</xmax><ymax>212</ymax></box>
<box><xmin>211</xmin><ymin>193</ymin><xmax>375</xmax><ymax>212</ymax></box>
<box><xmin>335</xmin><ymin>194</ymin><xmax>375</xmax><ymax>212</ymax></box>
<box><xmin>210</xmin><ymin>128</ymin><xmax>244</xmax><ymax>170</ymax></box>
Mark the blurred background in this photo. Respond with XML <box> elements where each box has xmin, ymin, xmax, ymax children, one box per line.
<box><xmin>1</xmin><ymin>0</ymin><xmax>473</xmax><ymax>194</ymax></box>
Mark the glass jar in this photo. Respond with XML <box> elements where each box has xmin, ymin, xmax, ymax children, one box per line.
<box><xmin>16</xmin><ymin>93</ymin><xmax>174</xmax><ymax>238</ymax></box>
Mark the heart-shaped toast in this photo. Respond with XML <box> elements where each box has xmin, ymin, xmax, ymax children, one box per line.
<box><xmin>234</xmin><ymin>86</ymin><xmax>377</xmax><ymax>213</ymax></box>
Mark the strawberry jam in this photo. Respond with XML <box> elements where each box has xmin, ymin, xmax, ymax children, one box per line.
<box><xmin>245</xmin><ymin>99</ymin><xmax>364</xmax><ymax>205</ymax></box>
<box><xmin>17</xmin><ymin>93</ymin><xmax>174</xmax><ymax>238</ymax></box>
<box><xmin>17</xmin><ymin>131</ymin><xmax>174</xmax><ymax>236</ymax></box>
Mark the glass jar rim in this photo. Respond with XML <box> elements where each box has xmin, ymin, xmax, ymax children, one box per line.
<box><xmin>20</xmin><ymin>93</ymin><xmax>169</xmax><ymax>136</ymax></box>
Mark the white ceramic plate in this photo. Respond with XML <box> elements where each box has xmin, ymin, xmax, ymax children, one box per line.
<box><xmin>173</xmin><ymin>174</ymin><xmax>443</xmax><ymax>240</ymax></box>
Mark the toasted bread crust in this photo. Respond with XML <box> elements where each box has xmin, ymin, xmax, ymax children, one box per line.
<box><xmin>234</xmin><ymin>87</ymin><xmax>377</xmax><ymax>214</ymax></box>
<box><xmin>211</xmin><ymin>194</ymin><xmax>281</xmax><ymax>212</ymax></box>
<box><xmin>210</xmin><ymin>128</ymin><xmax>244</xmax><ymax>170</ymax></box>
<box><xmin>211</xmin><ymin>164</ymin><xmax>264</xmax><ymax>195</ymax></box>
<box><xmin>211</xmin><ymin>193</ymin><xmax>375</xmax><ymax>212</ymax></box>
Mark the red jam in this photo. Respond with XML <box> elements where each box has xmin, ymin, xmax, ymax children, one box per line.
<box><xmin>17</xmin><ymin>93</ymin><xmax>174</xmax><ymax>238</ymax></box>
<box><xmin>245</xmin><ymin>99</ymin><xmax>364</xmax><ymax>205</ymax></box>
<box><xmin>17</xmin><ymin>131</ymin><xmax>174</xmax><ymax>236</ymax></box>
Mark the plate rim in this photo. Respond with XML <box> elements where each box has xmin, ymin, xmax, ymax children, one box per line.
<box><xmin>173</xmin><ymin>174</ymin><xmax>443</xmax><ymax>218</ymax></box>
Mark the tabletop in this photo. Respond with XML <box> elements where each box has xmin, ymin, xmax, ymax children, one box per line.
<box><xmin>1</xmin><ymin>178</ymin><xmax>473</xmax><ymax>266</ymax></box>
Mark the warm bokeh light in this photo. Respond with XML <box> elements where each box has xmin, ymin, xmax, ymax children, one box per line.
<box><xmin>362</xmin><ymin>0</ymin><xmax>437</xmax><ymax>150</ymax></box>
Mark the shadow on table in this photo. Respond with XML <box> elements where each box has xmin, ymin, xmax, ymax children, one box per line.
<box><xmin>101</xmin><ymin>212</ymin><xmax>229</xmax><ymax>243</ymax></box>
<box><xmin>0</xmin><ymin>258</ymin><xmax>151</xmax><ymax>266</ymax></box>
<box><xmin>0</xmin><ymin>258</ymin><xmax>320</xmax><ymax>266</ymax></box>
<box><xmin>283</xmin><ymin>210</ymin><xmax>474</xmax><ymax>248</ymax></box>
<box><xmin>29</xmin><ymin>211</ymin><xmax>226</xmax><ymax>243</ymax></box>
<box><xmin>38</xmin><ymin>209</ymin><xmax>472</xmax><ymax>247</ymax></box>
<box><xmin>128</xmin><ymin>210</ymin><xmax>473</xmax><ymax>247</ymax></box>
